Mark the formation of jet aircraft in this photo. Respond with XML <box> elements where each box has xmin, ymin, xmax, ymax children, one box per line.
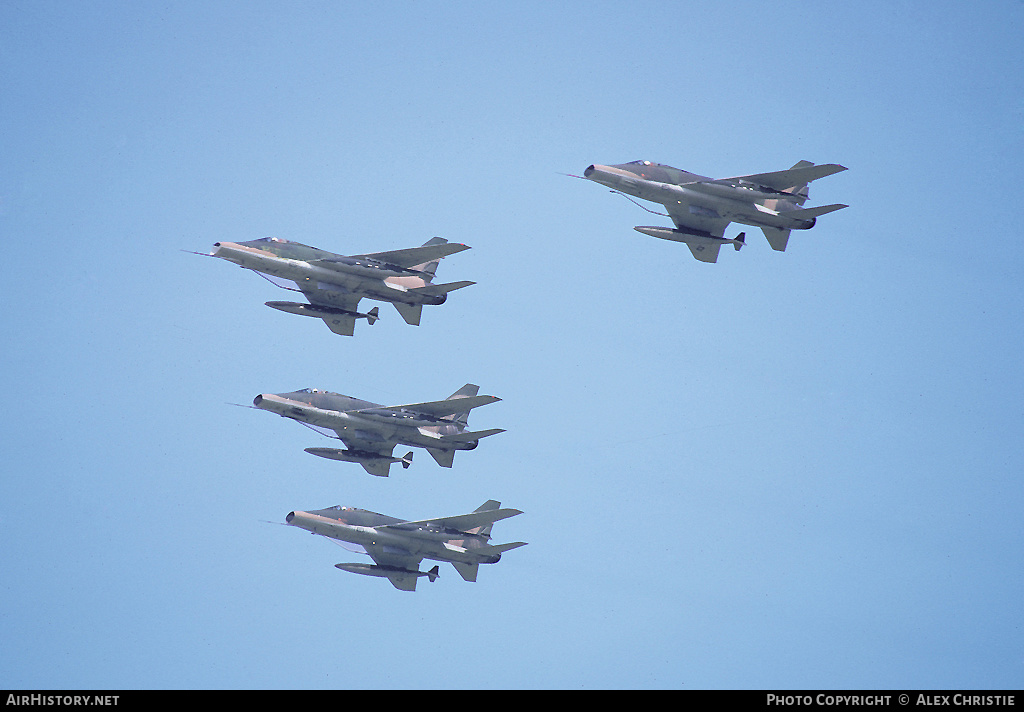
<box><xmin>285</xmin><ymin>500</ymin><xmax>526</xmax><ymax>591</ymax></box>
<box><xmin>582</xmin><ymin>160</ymin><xmax>847</xmax><ymax>263</ymax></box>
<box><xmin>252</xmin><ymin>383</ymin><xmax>504</xmax><ymax>477</ymax></box>
<box><xmin>208</xmin><ymin>236</ymin><xmax>473</xmax><ymax>335</ymax></box>
<box><xmin>200</xmin><ymin>156</ymin><xmax>846</xmax><ymax>590</ymax></box>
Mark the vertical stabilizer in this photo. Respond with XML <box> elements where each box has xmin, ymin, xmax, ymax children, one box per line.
<box><xmin>447</xmin><ymin>384</ymin><xmax>479</xmax><ymax>426</ymax></box>
<box><xmin>408</xmin><ymin>237</ymin><xmax>450</xmax><ymax>284</ymax></box>
<box><xmin>763</xmin><ymin>160</ymin><xmax>813</xmax><ymax>210</ymax></box>
<box><xmin>468</xmin><ymin>500</ymin><xmax>501</xmax><ymax>539</ymax></box>
<box><xmin>782</xmin><ymin>160</ymin><xmax>813</xmax><ymax>205</ymax></box>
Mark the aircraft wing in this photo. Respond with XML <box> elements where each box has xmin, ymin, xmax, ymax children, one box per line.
<box><xmin>392</xmin><ymin>507</ymin><xmax>523</xmax><ymax>534</ymax></box>
<box><xmin>319</xmin><ymin>313</ymin><xmax>356</xmax><ymax>336</ymax></box>
<box><xmin>685</xmin><ymin>241</ymin><xmax>722</xmax><ymax>264</ymax></box>
<box><xmin>352</xmin><ymin>240</ymin><xmax>470</xmax><ymax>269</ymax></box>
<box><xmin>363</xmin><ymin>544</ymin><xmax>425</xmax><ymax>592</ymax></box>
<box><xmin>299</xmin><ymin>282</ymin><xmax>363</xmax><ymax>312</ymax></box>
<box><xmin>295</xmin><ymin>284</ymin><xmax>365</xmax><ymax>335</ymax></box>
<box><xmin>372</xmin><ymin>394</ymin><xmax>500</xmax><ymax>418</ymax></box>
<box><xmin>664</xmin><ymin>199</ymin><xmax>731</xmax><ymax>240</ymax></box>
<box><xmin>337</xmin><ymin>433</ymin><xmax>397</xmax><ymax>458</ymax></box>
<box><xmin>720</xmin><ymin>163</ymin><xmax>847</xmax><ymax>191</ymax></box>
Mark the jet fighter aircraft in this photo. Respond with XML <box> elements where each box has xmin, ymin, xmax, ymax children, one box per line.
<box><xmin>285</xmin><ymin>500</ymin><xmax>526</xmax><ymax>591</ymax></box>
<box><xmin>252</xmin><ymin>383</ymin><xmax>503</xmax><ymax>476</ymax></box>
<box><xmin>207</xmin><ymin>236</ymin><xmax>473</xmax><ymax>335</ymax></box>
<box><xmin>583</xmin><ymin>160</ymin><xmax>847</xmax><ymax>263</ymax></box>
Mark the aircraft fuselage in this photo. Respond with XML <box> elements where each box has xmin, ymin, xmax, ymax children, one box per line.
<box><xmin>285</xmin><ymin>508</ymin><xmax>501</xmax><ymax>565</ymax></box>
<box><xmin>212</xmin><ymin>240</ymin><xmax>446</xmax><ymax>306</ymax></box>
<box><xmin>252</xmin><ymin>390</ymin><xmax>479</xmax><ymax>452</ymax></box>
<box><xmin>583</xmin><ymin>163</ymin><xmax>817</xmax><ymax>231</ymax></box>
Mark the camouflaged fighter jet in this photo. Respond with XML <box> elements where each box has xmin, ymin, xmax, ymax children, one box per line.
<box><xmin>252</xmin><ymin>383</ymin><xmax>503</xmax><ymax>476</ymax></box>
<box><xmin>582</xmin><ymin>160</ymin><xmax>847</xmax><ymax>263</ymax></box>
<box><xmin>207</xmin><ymin>236</ymin><xmax>473</xmax><ymax>335</ymax></box>
<box><xmin>285</xmin><ymin>500</ymin><xmax>526</xmax><ymax>591</ymax></box>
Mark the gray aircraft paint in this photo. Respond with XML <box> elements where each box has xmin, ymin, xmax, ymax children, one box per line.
<box><xmin>583</xmin><ymin>160</ymin><xmax>847</xmax><ymax>262</ymax></box>
<box><xmin>208</xmin><ymin>236</ymin><xmax>473</xmax><ymax>334</ymax></box>
<box><xmin>252</xmin><ymin>384</ymin><xmax>504</xmax><ymax>476</ymax></box>
<box><xmin>285</xmin><ymin>501</ymin><xmax>526</xmax><ymax>591</ymax></box>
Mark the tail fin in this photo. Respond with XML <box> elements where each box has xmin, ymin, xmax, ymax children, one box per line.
<box><xmin>447</xmin><ymin>384</ymin><xmax>479</xmax><ymax>427</ymax></box>
<box><xmin>764</xmin><ymin>160</ymin><xmax>817</xmax><ymax>211</ymax></box>
<box><xmin>366</xmin><ymin>306</ymin><xmax>379</xmax><ymax>325</ymax></box>
<box><xmin>734</xmin><ymin>232</ymin><xmax>745</xmax><ymax>251</ymax></box>
<box><xmin>451</xmin><ymin>541</ymin><xmax>527</xmax><ymax>581</ymax></box>
<box><xmin>409</xmin><ymin>237</ymin><xmax>450</xmax><ymax>283</ymax></box>
<box><xmin>785</xmin><ymin>160</ymin><xmax>814</xmax><ymax>204</ymax></box>
<box><xmin>470</xmin><ymin>500</ymin><xmax>501</xmax><ymax>539</ymax></box>
<box><xmin>448</xmin><ymin>384</ymin><xmax>479</xmax><ymax>398</ymax></box>
<box><xmin>425</xmin><ymin>565</ymin><xmax>440</xmax><ymax>582</ymax></box>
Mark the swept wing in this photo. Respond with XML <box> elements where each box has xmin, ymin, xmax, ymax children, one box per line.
<box><xmin>718</xmin><ymin>162</ymin><xmax>847</xmax><ymax>192</ymax></box>
<box><xmin>386</xmin><ymin>507</ymin><xmax>523</xmax><ymax>534</ymax></box>
<box><xmin>367</xmin><ymin>394</ymin><xmax>500</xmax><ymax>419</ymax></box>
<box><xmin>352</xmin><ymin>240</ymin><xmax>470</xmax><ymax>269</ymax></box>
<box><xmin>685</xmin><ymin>241</ymin><xmax>722</xmax><ymax>263</ymax></box>
<box><xmin>362</xmin><ymin>543</ymin><xmax>425</xmax><ymax>591</ymax></box>
<box><xmin>664</xmin><ymin>200</ymin><xmax>731</xmax><ymax>240</ymax></box>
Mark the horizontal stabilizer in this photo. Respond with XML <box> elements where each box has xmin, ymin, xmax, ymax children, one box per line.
<box><xmin>473</xmin><ymin>541</ymin><xmax>528</xmax><ymax>556</ymax></box>
<box><xmin>452</xmin><ymin>561</ymin><xmax>479</xmax><ymax>582</ymax></box>
<box><xmin>762</xmin><ymin>227</ymin><xmax>791</xmax><ymax>252</ymax></box>
<box><xmin>393</xmin><ymin>301</ymin><xmax>422</xmax><ymax>326</ymax></box>
<box><xmin>409</xmin><ymin>280</ymin><xmax>475</xmax><ymax>297</ymax></box>
<box><xmin>426</xmin><ymin>447</ymin><xmax>455</xmax><ymax>468</ymax></box>
<box><xmin>783</xmin><ymin>203</ymin><xmax>848</xmax><ymax>220</ymax></box>
<box><xmin>441</xmin><ymin>428</ymin><xmax>505</xmax><ymax>443</ymax></box>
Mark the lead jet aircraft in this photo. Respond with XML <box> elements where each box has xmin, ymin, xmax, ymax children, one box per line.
<box><xmin>252</xmin><ymin>383</ymin><xmax>503</xmax><ymax>476</ymax></box>
<box><xmin>582</xmin><ymin>160</ymin><xmax>847</xmax><ymax>263</ymax></box>
<box><xmin>206</xmin><ymin>236</ymin><xmax>473</xmax><ymax>335</ymax></box>
<box><xmin>285</xmin><ymin>500</ymin><xmax>526</xmax><ymax>591</ymax></box>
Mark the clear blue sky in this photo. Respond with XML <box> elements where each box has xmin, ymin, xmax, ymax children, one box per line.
<box><xmin>2</xmin><ymin>0</ymin><xmax>1022</xmax><ymax>690</ymax></box>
